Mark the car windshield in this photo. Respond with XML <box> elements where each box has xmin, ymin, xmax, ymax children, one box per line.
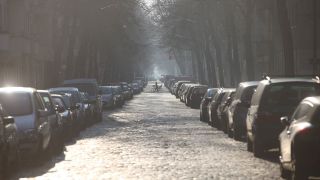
<box><xmin>63</xmin><ymin>84</ymin><xmax>96</xmax><ymax>96</ymax></box>
<box><xmin>260</xmin><ymin>82</ymin><xmax>320</xmax><ymax>114</ymax></box>
<box><xmin>100</xmin><ymin>87</ymin><xmax>113</xmax><ymax>95</ymax></box>
<box><xmin>0</xmin><ymin>92</ymin><xmax>33</xmax><ymax>116</ymax></box>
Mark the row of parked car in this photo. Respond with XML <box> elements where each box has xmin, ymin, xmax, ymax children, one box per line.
<box><xmin>0</xmin><ymin>78</ymin><xmax>147</xmax><ymax>178</ymax></box>
<box><xmin>163</xmin><ymin>75</ymin><xmax>320</xmax><ymax>180</ymax></box>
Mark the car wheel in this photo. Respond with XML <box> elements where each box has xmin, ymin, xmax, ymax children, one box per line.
<box><xmin>280</xmin><ymin>163</ymin><xmax>290</xmax><ymax>179</ymax></box>
<box><xmin>200</xmin><ymin>112</ymin><xmax>203</xmax><ymax>122</ymax></box>
<box><xmin>253</xmin><ymin>137</ymin><xmax>263</xmax><ymax>158</ymax></box>
<box><xmin>233</xmin><ymin>123</ymin><xmax>242</xmax><ymax>141</ymax></box>
<box><xmin>246</xmin><ymin>136</ymin><xmax>253</xmax><ymax>152</ymax></box>
<box><xmin>227</xmin><ymin>126</ymin><xmax>233</xmax><ymax>138</ymax></box>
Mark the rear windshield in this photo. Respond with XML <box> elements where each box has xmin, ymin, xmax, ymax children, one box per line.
<box><xmin>100</xmin><ymin>87</ymin><xmax>113</xmax><ymax>95</ymax></box>
<box><xmin>63</xmin><ymin>84</ymin><xmax>96</xmax><ymax>96</ymax></box>
<box><xmin>193</xmin><ymin>88</ymin><xmax>207</xmax><ymax>94</ymax></box>
<box><xmin>241</xmin><ymin>86</ymin><xmax>256</xmax><ymax>102</ymax></box>
<box><xmin>50</xmin><ymin>90</ymin><xmax>81</xmax><ymax>103</ymax></box>
<box><xmin>52</xmin><ymin>97</ymin><xmax>66</xmax><ymax>108</ymax></box>
<box><xmin>260</xmin><ymin>82</ymin><xmax>320</xmax><ymax>114</ymax></box>
<box><xmin>0</xmin><ymin>92</ymin><xmax>33</xmax><ymax>116</ymax></box>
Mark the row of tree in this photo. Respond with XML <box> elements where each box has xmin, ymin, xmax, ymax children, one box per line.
<box><xmin>49</xmin><ymin>0</ymin><xmax>151</xmax><ymax>86</ymax></box>
<box><xmin>152</xmin><ymin>0</ymin><xmax>296</xmax><ymax>87</ymax></box>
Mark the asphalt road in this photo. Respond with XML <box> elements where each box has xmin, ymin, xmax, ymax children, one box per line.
<box><xmin>12</xmin><ymin>85</ymin><xmax>281</xmax><ymax>180</ymax></box>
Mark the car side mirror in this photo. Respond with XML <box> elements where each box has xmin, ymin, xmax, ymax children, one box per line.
<box><xmin>3</xmin><ymin>116</ymin><xmax>15</xmax><ymax>125</ymax></box>
<box><xmin>281</xmin><ymin>116</ymin><xmax>290</xmax><ymax>126</ymax></box>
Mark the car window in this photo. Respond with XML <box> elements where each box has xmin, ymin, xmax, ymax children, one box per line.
<box><xmin>241</xmin><ymin>86</ymin><xmax>256</xmax><ymax>103</ymax></box>
<box><xmin>311</xmin><ymin>107</ymin><xmax>320</xmax><ymax>125</ymax></box>
<box><xmin>100</xmin><ymin>87</ymin><xmax>113</xmax><ymax>95</ymax></box>
<box><xmin>291</xmin><ymin>102</ymin><xmax>312</xmax><ymax>121</ymax></box>
<box><xmin>259</xmin><ymin>82</ymin><xmax>320</xmax><ymax>114</ymax></box>
<box><xmin>40</xmin><ymin>94</ymin><xmax>55</xmax><ymax>112</ymax></box>
<box><xmin>35</xmin><ymin>93</ymin><xmax>46</xmax><ymax>110</ymax></box>
<box><xmin>0</xmin><ymin>92</ymin><xmax>33</xmax><ymax>116</ymax></box>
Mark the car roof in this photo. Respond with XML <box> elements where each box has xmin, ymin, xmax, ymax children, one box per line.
<box><xmin>63</xmin><ymin>79</ymin><xmax>98</xmax><ymax>84</ymax></box>
<box><xmin>49</xmin><ymin>87</ymin><xmax>79</xmax><ymax>92</ymax></box>
<box><xmin>37</xmin><ymin>90</ymin><xmax>49</xmax><ymax>93</ymax></box>
<box><xmin>239</xmin><ymin>81</ymin><xmax>259</xmax><ymax>87</ymax></box>
<box><xmin>261</xmin><ymin>78</ymin><xmax>319</xmax><ymax>84</ymax></box>
<box><xmin>0</xmin><ymin>87</ymin><xmax>35</xmax><ymax>94</ymax></box>
<box><xmin>50</xmin><ymin>94</ymin><xmax>63</xmax><ymax>98</ymax></box>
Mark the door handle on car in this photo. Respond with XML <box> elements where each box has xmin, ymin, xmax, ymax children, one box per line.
<box><xmin>286</xmin><ymin>130</ymin><xmax>291</xmax><ymax>135</ymax></box>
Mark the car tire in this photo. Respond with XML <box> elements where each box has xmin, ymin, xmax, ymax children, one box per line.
<box><xmin>253</xmin><ymin>137</ymin><xmax>263</xmax><ymax>158</ymax></box>
<box><xmin>291</xmin><ymin>152</ymin><xmax>308</xmax><ymax>180</ymax></box>
<box><xmin>233</xmin><ymin>124</ymin><xmax>242</xmax><ymax>141</ymax></box>
<box><xmin>280</xmin><ymin>163</ymin><xmax>290</xmax><ymax>179</ymax></box>
<box><xmin>200</xmin><ymin>112</ymin><xmax>203</xmax><ymax>122</ymax></box>
<box><xmin>246</xmin><ymin>136</ymin><xmax>253</xmax><ymax>152</ymax></box>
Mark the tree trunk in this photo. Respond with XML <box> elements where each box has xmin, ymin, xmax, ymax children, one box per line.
<box><xmin>277</xmin><ymin>0</ymin><xmax>295</xmax><ymax>76</ymax></box>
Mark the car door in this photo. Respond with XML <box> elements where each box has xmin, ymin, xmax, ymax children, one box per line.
<box><xmin>34</xmin><ymin>92</ymin><xmax>51</xmax><ymax>149</ymax></box>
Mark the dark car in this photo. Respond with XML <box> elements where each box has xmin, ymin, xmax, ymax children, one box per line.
<box><xmin>174</xmin><ymin>81</ymin><xmax>191</xmax><ymax>98</ymax></box>
<box><xmin>200</xmin><ymin>88</ymin><xmax>219</xmax><ymax>122</ymax></box>
<box><xmin>120</xmin><ymin>82</ymin><xmax>133</xmax><ymax>100</ymax></box>
<box><xmin>0</xmin><ymin>87</ymin><xmax>52</xmax><ymax>158</ymax></box>
<box><xmin>63</xmin><ymin>79</ymin><xmax>103</xmax><ymax>122</ymax></box>
<box><xmin>51</xmin><ymin>94</ymin><xmax>75</xmax><ymax>140</ymax></box>
<box><xmin>49</xmin><ymin>87</ymin><xmax>88</xmax><ymax>130</ymax></box>
<box><xmin>208</xmin><ymin>89</ymin><xmax>229</xmax><ymax>127</ymax></box>
<box><xmin>188</xmin><ymin>85</ymin><xmax>208</xmax><ymax>109</ymax></box>
<box><xmin>246</xmin><ymin>77</ymin><xmax>320</xmax><ymax>157</ymax></box>
<box><xmin>99</xmin><ymin>86</ymin><xmax>115</xmax><ymax>109</ymax></box>
<box><xmin>111</xmin><ymin>86</ymin><xmax>125</xmax><ymax>107</ymax></box>
<box><xmin>38</xmin><ymin>91</ymin><xmax>64</xmax><ymax>153</ymax></box>
<box><xmin>217</xmin><ymin>89</ymin><xmax>236</xmax><ymax>132</ymax></box>
<box><xmin>279</xmin><ymin>96</ymin><xmax>320</xmax><ymax>179</ymax></box>
<box><xmin>0</xmin><ymin>104</ymin><xmax>19</xmax><ymax>177</ymax></box>
<box><xmin>228</xmin><ymin>81</ymin><xmax>258</xmax><ymax>140</ymax></box>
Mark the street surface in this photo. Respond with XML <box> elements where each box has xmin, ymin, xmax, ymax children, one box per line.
<box><xmin>12</xmin><ymin>85</ymin><xmax>280</xmax><ymax>180</ymax></box>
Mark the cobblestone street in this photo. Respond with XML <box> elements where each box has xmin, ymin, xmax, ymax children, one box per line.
<box><xmin>13</xmin><ymin>86</ymin><xmax>281</xmax><ymax>180</ymax></box>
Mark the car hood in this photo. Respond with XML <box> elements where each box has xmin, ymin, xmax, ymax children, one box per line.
<box><xmin>14</xmin><ymin>114</ymin><xmax>35</xmax><ymax>132</ymax></box>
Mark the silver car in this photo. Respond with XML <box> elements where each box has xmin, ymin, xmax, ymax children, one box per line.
<box><xmin>0</xmin><ymin>87</ymin><xmax>52</xmax><ymax>156</ymax></box>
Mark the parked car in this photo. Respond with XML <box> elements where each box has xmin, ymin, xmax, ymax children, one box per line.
<box><xmin>0</xmin><ymin>104</ymin><xmax>19</xmax><ymax>177</ymax></box>
<box><xmin>131</xmin><ymin>83</ymin><xmax>141</xmax><ymax>94</ymax></box>
<box><xmin>120</xmin><ymin>82</ymin><xmax>133</xmax><ymax>100</ymax></box>
<box><xmin>0</xmin><ymin>87</ymin><xmax>52</xmax><ymax>158</ymax></box>
<box><xmin>208</xmin><ymin>89</ymin><xmax>228</xmax><ymax>127</ymax></box>
<box><xmin>228</xmin><ymin>81</ymin><xmax>258</xmax><ymax>140</ymax></box>
<box><xmin>38</xmin><ymin>90</ymin><xmax>64</xmax><ymax>153</ymax></box>
<box><xmin>49</xmin><ymin>87</ymin><xmax>87</xmax><ymax>129</ymax></box>
<box><xmin>179</xmin><ymin>83</ymin><xmax>195</xmax><ymax>102</ymax></box>
<box><xmin>200</xmin><ymin>88</ymin><xmax>219</xmax><ymax>122</ymax></box>
<box><xmin>63</xmin><ymin>79</ymin><xmax>103</xmax><ymax>122</ymax></box>
<box><xmin>279</xmin><ymin>96</ymin><xmax>320</xmax><ymax>179</ymax></box>
<box><xmin>174</xmin><ymin>81</ymin><xmax>191</xmax><ymax>98</ymax></box>
<box><xmin>246</xmin><ymin>77</ymin><xmax>320</xmax><ymax>157</ymax></box>
<box><xmin>111</xmin><ymin>86</ymin><xmax>125</xmax><ymax>107</ymax></box>
<box><xmin>188</xmin><ymin>85</ymin><xmax>208</xmax><ymax>108</ymax></box>
<box><xmin>51</xmin><ymin>94</ymin><xmax>75</xmax><ymax>140</ymax></box>
<box><xmin>99</xmin><ymin>86</ymin><xmax>114</xmax><ymax>109</ymax></box>
<box><xmin>217</xmin><ymin>89</ymin><xmax>236</xmax><ymax>132</ymax></box>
